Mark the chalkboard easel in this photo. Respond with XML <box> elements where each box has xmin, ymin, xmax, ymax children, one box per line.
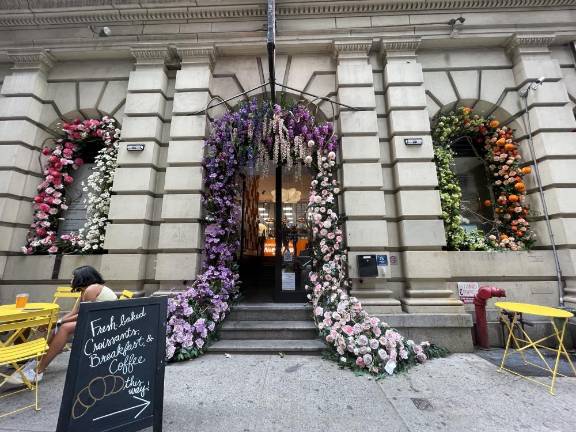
<box><xmin>56</xmin><ymin>296</ymin><xmax>167</xmax><ymax>432</ymax></box>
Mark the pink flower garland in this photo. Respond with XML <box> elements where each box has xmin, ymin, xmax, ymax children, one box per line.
<box><xmin>23</xmin><ymin>117</ymin><xmax>115</xmax><ymax>255</ymax></box>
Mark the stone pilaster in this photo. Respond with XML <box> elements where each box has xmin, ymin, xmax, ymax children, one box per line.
<box><xmin>382</xmin><ymin>37</ymin><xmax>463</xmax><ymax>313</ymax></box>
<box><xmin>507</xmin><ymin>33</ymin><xmax>576</xmax><ymax>307</ymax></box>
<box><xmin>155</xmin><ymin>46</ymin><xmax>216</xmax><ymax>287</ymax></box>
<box><xmin>0</xmin><ymin>49</ymin><xmax>54</xmax><ymax>254</ymax></box>
<box><xmin>103</xmin><ymin>46</ymin><xmax>171</xmax><ymax>292</ymax></box>
<box><xmin>334</xmin><ymin>40</ymin><xmax>401</xmax><ymax>313</ymax></box>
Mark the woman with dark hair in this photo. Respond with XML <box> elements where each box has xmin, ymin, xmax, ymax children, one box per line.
<box><xmin>9</xmin><ymin>265</ymin><xmax>117</xmax><ymax>384</ymax></box>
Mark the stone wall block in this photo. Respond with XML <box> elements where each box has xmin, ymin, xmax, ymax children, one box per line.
<box><xmin>384</xmin><ymin>62</ymin><xmax>423</xmax><ymax>86</ymax></box>
<box><xmin>343</xmin><ymin>191</ymin><xmax>386</xmax><ymax>217</ymax></box>
<box><xmin>339</xmin><ymin>110</ymin><xmax>378</xmax><ymax>135</ymax></box>
<box><xmin>111</xmin><ymin>167</ymin><xmax>156</xmax><ymax>193</ymax></box>
<box><xmin>155</xmin><ymin>253</ymin><xmax>199</xmax><ymax>281</ymax></box>
<box><xmin>0</xmin><ymin>120</ymin><xmax>45</xmax><ymax>147</ymax></box>
<box><xmin>100</xmin><ymin>254</ymin><xmax>146</xmax><ymax>281</ymax></box>
<box><xmin>117</xmin><ymin>141</ymin><xmax>160</xmax><ymax>167</ymax></box>
<box><xmin>342</xmin><ymin>163</ymin><xmax>383</xmax><ymax>188</ymax></box>
<box><xmin>340</xmin><ymin>135</ymin><xmax>381</xmax><ymax>161</ymax></box>
<box><xmin>0</xmin><ymin>95</ymin><xmax>43</xmax><ymax>119</ymax></box>
<box><xmin>397</xmin><ymin>190</ymin><xmax>442</xmax><ymax>217</ymax></box>
<box><xmin>164</xmin><ymin>166</ymin><xmax>203</xmax><ymax>192</ymax></box>
<box><xmin>402</xmin><ymin>251</ymin><xmax>450</xmax><ymax>279</ymax></box>
<box><xmin>399</xmin><ymin>220</ymin><xmax>446</xmax><ymax>247</ymax></box>
<box><xmin>512</xmin><ymin>58</ymin><xmax>562</xmax><ymax>83</ymax></box>
<box><xmin>390</xmin><ymin>135</ymin><xmax>434</xmax><ymax>161</ymax></box>
<box><xmin>386</xmin><ymin>85</ymin><xmax>427</xmax><ymax>110</ymax></box>
<box><xmin>524</xmin><ymin>159</ymin><xmax>576</xmax><ymax>190</ymax></box>
<box><xmin>121</xmin><ymin>116</ymin><xmax>163</xmax><ymax>141</ymax></box>
<box><xmin>103</xmin><ymin>223</ymin><xmax>150</xmax><ymax>251</ymax></box>
<box><xmin>158</xmin><ymin>223</ymin><xmax>201</xmax><ymax>250</ymax></box>
<box><xmin>345</xmin><ymin>220</ymin><xmax>388</xmax><ymax>247</ymax></box>
<box><xmin>127</xmin><ymin>69</ymin><xmax>168</xmax><ymax>92</ymax></box>
<box><xmin>336</xmin><ymin>62</ymin><xmax>373</xmax><ymax>86</ymax></box>
<box><xmin>166</xmin><ymin>140</ymin><xmax>205</xmax><ymax>165</ymax></box>
<box><xmin>2</xmin><ymin>255</ymin><xmax>56</xmax><ymax>280</ymax></box>
<box><xmin>388</xmin><ymin>110</ymin><xmax>430</xmax><ymax>135</ymax></box>
<box><xmin>161</xmin><ymin>194</ymin><xmax>202</xmax><ymax>220</ymax></box>
<box><xmin>0</xmin><ymin>144</ymin><xmax>34</xmax><ymax>171</ymax></box>
<box><xmin>338</xmin><ymin>87</ymin><xmax>376</xmax><ymax>109</ymax></box>
<box><xmin>124</xmin><ymin>92</ymin><xmax>166</xmax><ymax>116</ymax></box>
<box><xmin>170</xmin><ymin>115</ymin><xmax>207</xmax><ymax>140</ymax></box>
<box><xmin>1</xmin><ymin>71</ymin><xmax>48</xmax><ymax>97</ymax></box>
<box><xmin>175</xmin><ymin>66</ymin><xmax>212</xmax><ymax>91</ymax></box>
<box><xmin>394</xmin><ymin>162</ymin><xmax>438</xmax><ymax>188</ymax></box>
<box><xmin>108</xmin><ymin>195</ymin><xmax>155</xmax><ymax>222</ymax></box>
<box><xmin>527</xmin><ymin>106</ymin><xmax>576</xmax><ymax>132</ymax></box>
<box><xmin>173</xmin><ymin>91</ymin><xmax>210</xmax><ymax>114</ymax></box>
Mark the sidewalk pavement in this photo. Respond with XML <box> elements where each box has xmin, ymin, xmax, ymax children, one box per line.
<box><xmin>0</xmin><ymin>351</ymin><xmax>575</xmax><ymax>432</ymax></box>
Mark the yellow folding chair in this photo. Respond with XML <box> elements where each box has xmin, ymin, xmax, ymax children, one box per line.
<box><xmin>52</xmin><ymin>286</ymin><xmax>81</xmax><ymax>312</ymax></box>
<box><xmin>119</xmin><ymin>290</ymin><xmax>135</xmax><ymax>300</ymax></box>
<box><xmin>0</xmin><ymin>305</ymin><xmax>59</xmax><ymax>418</ymax></box>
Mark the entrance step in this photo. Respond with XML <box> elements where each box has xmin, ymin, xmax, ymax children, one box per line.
<box><xmin>209</xmin><ymin>302</ymin><xmax>323</xmax><ymax>354</ymax></box>
<box><xmin>208</xmin><ymin>339</ymin><xmax>325</xmax><ymax>354</ymax></box>
<box><xmin>220</xmin><ymin>320</ymin><xmax>317</xmax><ymax>340</ymax></box>
<box><xmin>228</xmin><ymin>302</ymin><xmax>312</xmax><ymax>321</ymax></box>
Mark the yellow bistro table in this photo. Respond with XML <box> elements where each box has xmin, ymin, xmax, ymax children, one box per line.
<box><xmin>495</xmin><ymin>301</ymin><xmax>575</xmax><ymax>395</ymax></box>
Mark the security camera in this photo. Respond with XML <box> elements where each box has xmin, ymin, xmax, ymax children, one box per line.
<box><xmin>99</xmin><ymin>26</ymin><xmax>112</xmax><ymax>37</ymax></box>
<box><xmin>89</xmin><ymin>25</ymin><xmax>112</xmax><ymax>37</ymax></box>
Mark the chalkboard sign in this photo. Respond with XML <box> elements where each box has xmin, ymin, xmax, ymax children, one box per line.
<box><xmin>57</xmin><ymin>297</ymin><xmax>167</xmax><ymax>432</ymax></box>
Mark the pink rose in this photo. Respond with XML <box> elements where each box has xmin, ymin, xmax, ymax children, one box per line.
<box><xmin>48</xmin><ymin>245</ymin><xmax>58</xmax><ymax>253</ymax></box>
<box><xmin>342</xmin><ymin>325</ymin><xmax>354</xmax><ymax>336</ymax></box>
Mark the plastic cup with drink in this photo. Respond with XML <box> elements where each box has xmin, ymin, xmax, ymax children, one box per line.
<box><xmin>15</xmin><ymin>293</ymin><xmax>29</xmax><ymax>309</ymax></box>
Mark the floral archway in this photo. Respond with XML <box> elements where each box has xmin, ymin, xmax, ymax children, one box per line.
<box><xmin>23</xmin><ymin>116</ymin><xmax>120</xmax><ymax>255</ymax></box>
<box><xmin>432</xmin><ymin>107</ymin><xmax>535</xmax><ymax>251</ymax></box>
<box><xmin>166</xmin><ymin>98</ymin><xmax>445</xmax><ymax>376</ymax></box>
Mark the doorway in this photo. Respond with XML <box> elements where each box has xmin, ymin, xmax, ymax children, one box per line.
<box><xmin>239</xmin><ymin>165</ymin><xmax>313</xmax><ymax>303</ymax></box>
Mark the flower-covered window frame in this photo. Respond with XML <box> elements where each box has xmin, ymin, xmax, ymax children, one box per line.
<box><xmin>23</xmin><ymin>117</ymin><xmax>120</xmax><ymax>255</ymax></box>
<box><xmin>432</xmin><ymin>107</ymin><xmax>535</xmax><ymax>251</ymax></box>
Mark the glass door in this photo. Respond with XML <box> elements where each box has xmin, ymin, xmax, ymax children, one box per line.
<box><xmin>273</xmin><ymin>166</ymin><xmax>312</xmax><ymax>302</ymax></box>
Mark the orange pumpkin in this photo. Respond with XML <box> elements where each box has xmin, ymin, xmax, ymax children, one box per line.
<box><xmin>521</xmin><ymin>166</ymin><xmax>532</xmax><ymax>175</ymax></box>
<box><xmin>504</xmin><ymin>143</ymin><xmax>516</xmax><ymax>151</ymax></box>
<box><xmin>496</xmin><ymin>138</ymin><xmax>506</xmax><ymax>146</ymax></box>
<box><xmin>484</xmin><ymin>200</ymin><xmax>492</xmax><ymax>207</ymax></box>
<box><xmin>490</xmin><ymin>120</ymin><xmax>500</xmax><ymax>128</ymax></box>
<box><xmin>514</xmin><ymin>182</ymin><xmax>526</xmax><ymax>192</ymax></box>
<box><xmin>508</xmin><ymin>194</ymin><xmax>519</xmax><ymax>202</ymax></box>
<box><xmin>500</xmin><ymin>234</ymin><xmax>508</xmax><ymax>240</ymax></box>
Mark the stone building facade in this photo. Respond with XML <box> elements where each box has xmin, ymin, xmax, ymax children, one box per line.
<box><xmin>1</xmin><ymin>0</ymin><xmax>576</xmax><ymax>351</ymax></box>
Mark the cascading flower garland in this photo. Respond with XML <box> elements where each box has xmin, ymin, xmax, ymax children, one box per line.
<box><xmin>432</xmin><ymin>106</ymin><xmax>535</xmax><ymax>251</ymax></box>
<box><xmin>22</xmin><ymin>117</ymin><xmax>120</xmax><ymax>255</ymax></box>
<box><xmin>166</xmin><ymin>98</ymin><xmax>446</xmax><ymax>375</ymax></box>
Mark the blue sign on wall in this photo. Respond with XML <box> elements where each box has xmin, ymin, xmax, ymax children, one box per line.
<box><xmin>376</xmin><ymin>255</ymin><xmax>388</xmax><ymax>266</ymax></box>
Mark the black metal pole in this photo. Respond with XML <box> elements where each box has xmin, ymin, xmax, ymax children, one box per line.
<box><xmin>267</xmin><ymin>0</ymin><xmax>282</xmax><ymax>299</ymax></box>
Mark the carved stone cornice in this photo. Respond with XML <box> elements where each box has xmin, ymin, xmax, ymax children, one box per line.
<box><xmin>7</xmin><ymin>49</ymin><xmax>55</xmax><ymax>72</ymax></box>
<box><xmin>381</xmin><ymin>36</ymin><xmax>421</xmax><ymax>61</ymax></box>
<box><xmin>333</xmin><ymin>40</ymin><xmax>372</xmax><ymax>61</ymax></box>
<box><xmin>3</xmin><ymin>0</ymin><xmax>575</xmax><ymax>28</ymax></box>
<box><xmin>176</xmin><ymin>46</ymin><xmax>216</xmax><ymax>68</ymax></box>
<box><xmin>381</xmin><ymin>37</ymin><xmax>421</xmax><ymax>53</ymax></box>
<box><xmin>130</xmin><ymin>46</ymin><xmax>171</xmax><ymax>66</ymax></box>
<box><xmin>506</xmin><ymin>33</ymin><xmax>555</xmax><ymax>60</ymax></box>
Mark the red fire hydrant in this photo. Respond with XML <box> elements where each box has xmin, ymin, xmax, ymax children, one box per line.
<box><xmin>473</xmin><ymin>286</ymin><xmax>506</xmax><ymax>349</ymax></box>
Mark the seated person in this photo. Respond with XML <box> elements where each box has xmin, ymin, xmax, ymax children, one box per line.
<box><xmin>9</xmin><ymin>265</ymin><xmax>117</xmax><ymax>384</ymax></box>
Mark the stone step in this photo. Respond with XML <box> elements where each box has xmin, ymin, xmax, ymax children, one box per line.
<box><xmin>220</xmin><ymin>320</ymin><xmax>318</xmax><ymax>340</ymax></box>
<box><xmin>228</xmin><ymin>302</ymin><xmax>312</xmax><ymax>321</ymax></box>
<box><xmin>208</xmin><ymin>339</ymin><xmax>325</xmax><ymax>354</ymax></box>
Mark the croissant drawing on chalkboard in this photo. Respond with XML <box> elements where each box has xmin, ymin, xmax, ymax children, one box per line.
<box><xmin>72</xmin><ymin>375</ymin><xmax>125</xmax><ymax>420</ymax></box>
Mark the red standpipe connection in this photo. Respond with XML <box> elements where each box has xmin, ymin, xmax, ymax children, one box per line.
<box><xmin>473</xmin><ymin>286</ymin><xmax>506</xmax><ymax>349</ymax></box>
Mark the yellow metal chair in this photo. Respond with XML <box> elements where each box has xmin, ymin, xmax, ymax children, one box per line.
<box><xmin>0</xmin><ymin>305</ymin><xmax>59</xmax><ymax>418</ymax></box>
<box><xmin>52</xmin><ymin>286</ymin><xmax>81</xmax><ymax>312</ymax></box>
<box><xmin>119</xmin><ymin>290</ymin><xmax>135</xmax><ymax>300</ymax></box>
